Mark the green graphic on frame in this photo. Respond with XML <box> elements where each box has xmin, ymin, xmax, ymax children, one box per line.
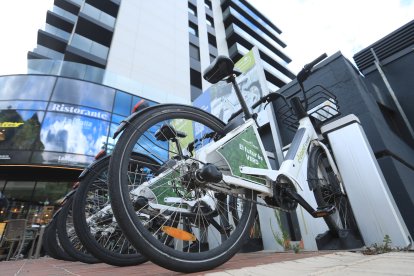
<box><xmin>148</xmin><ymin>170</ymin><xmax>186</xmax><ymax>205</ymax></box>
<box><xmin>218</xmin><ymin>126</ymin><xmax>268</xmax><ymax>185</ymax></box>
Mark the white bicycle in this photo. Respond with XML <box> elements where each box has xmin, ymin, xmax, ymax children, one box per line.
<box><xmin>107</xmin><ymin>53</ymin><xmax>357</xmax><ymax>273</ymax></box>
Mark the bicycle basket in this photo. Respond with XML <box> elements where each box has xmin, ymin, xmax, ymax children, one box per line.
<box><xmin>275</xmin><ymin>85</ymin><xmax>340</xmax><ymax>132</ymax></box>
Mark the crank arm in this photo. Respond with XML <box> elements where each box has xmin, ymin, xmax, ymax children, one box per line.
<box><xmin>284</xmin><ymin>188</ymin><xmax>335</xmax><ymax>218</ymax></box>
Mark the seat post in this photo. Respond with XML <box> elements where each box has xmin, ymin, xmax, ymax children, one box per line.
<box><xmin>228</xmin><ymin>75</ymin><xmax>252</xmax><ymax>120</ymax></box>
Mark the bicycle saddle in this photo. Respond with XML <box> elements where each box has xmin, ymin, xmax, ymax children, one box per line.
<box><xmin>203</xmin><ymin>56</ymin><xmax>235</xmax><ymax>84</ymax></box>
<box><xmin>155</xmin><ymin>124</ymin><xmax>186</xmax><ymax>141</ymax></box>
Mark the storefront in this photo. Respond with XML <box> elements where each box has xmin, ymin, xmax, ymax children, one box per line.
<box><xmin>0</xmin><ymin>74</ymin><xmax>156</xmax><ymax>223</ymax></box>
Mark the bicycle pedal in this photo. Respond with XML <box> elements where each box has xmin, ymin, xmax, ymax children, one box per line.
<box><xmin>313</xmin><ymin>205</ymin><xmax>336</xmax><ymax>217</ymax></box>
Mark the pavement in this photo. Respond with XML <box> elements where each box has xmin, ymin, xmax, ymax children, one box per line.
<box><xmin>1</xmin><ymin>251</ymin><xmax>413</xmax><ymax>276</ymax></box>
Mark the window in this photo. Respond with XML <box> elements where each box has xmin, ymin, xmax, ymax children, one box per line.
<box><xmin>204</xmin><ymin>0</ymin><xmax>212</xmax><ymax>10</ymax></box>
<box><xmin>40</xmin><ymin>111</ymin><xmax>110</xmax><ymax>155</ymax></box>
<box><xmin>113</xmin><ymin>91</ymin><xmax>132</xmax><ymax>116</ymax></box>
<box><xmin>209</xmin><ymin>54</ymin><xmax>216</xmax><ymax>63</ymax></box>
<box><xmin>190</xmin><ymin>68</ymin><xmax>202</xmax><ymax>89</ymax></box>
<box><xmin>206</xmin><ymin>15</ymin><xmax>214</xmax><ymax>28</ymax></box>
<box><xmin>191</xmin><ymin>86</ymin><xmax>202</xmax><ymax>102</ymax></box>
<box><xmin>82</xmin><ymin>3</ymin><xmax>115</xmax><ymax>27</ymax></box>
<box><xmin>188</xmin><ymin>22</ymin><xmax>198</xmax><ymax>37</ymax></box>
<box><xmin>132</xmin><ymin>96</ymin><xmax>156</xmax><ymax>112</ymax></box>
<box><xmin>208</xmin><ymin>33</ymin><xmax>217</xmax><ymax>47</ymax></box>
<box><xmin>52</xmin><ymin>78</ymin><xmax>115</xmax><ymax>111</ymax></box>
<box><xmin>71</xmin><ymin>34</ymin><xmax>109</xmax><ymax>59</ymax></box>
<box><xmin>3</xmin><ymin>181</ymin><xmax>36</xmax><ymax>202</ymax></box>
<box><xmin>32</xmin><ymin>182</ymin><xmax>72</xmax><ymax>205</ymax></box>
<box><xmin>0</xmin><ymin>181</ymin><xmax>5</xmax><ymax>193</ymax></box>
<box><xmin>188</xmin><ymin>2</ymin><xmax>197</xmax><ymax>16</ymax></box>
<box><xmin>0</xmin><ymin>109</ymin><xmax>45</xmax><ymax>151</ymax></box>
<box><xmin>0</xmin><ymin>101</ymin><xmax>48</xmax><ymax>110</ymax></box>
<box><xmin>189</xmin><ymin>43</ymin><xmax>200</xmax><ymax>61</ymax></box>
<box><xmin>0</xmin><ymin>76</ymin><xmax>55</xmax><ymax>101</ymax></box>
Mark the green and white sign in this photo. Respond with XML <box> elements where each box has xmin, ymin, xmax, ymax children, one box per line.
<box><xmin>194</xmin><ymin>47</ymin><xmax>270</xmax><ymax>126</ymax></box>
<box><xmin>145</xmin><ymin>170</ymin><xmax>186</xmax><ymax>205</ymax></box>
<box><xmin>218</xmin><ymin>126</ymin><xmax>268</xmax><ymax>185</ymax></box>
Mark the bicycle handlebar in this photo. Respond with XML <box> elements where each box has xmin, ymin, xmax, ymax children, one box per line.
<box><xmin>296</xmin><ymin>53</ymin><xmax>327</xmax><ymax>84</ymax></box>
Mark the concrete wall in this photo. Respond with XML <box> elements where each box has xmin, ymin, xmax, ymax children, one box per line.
<box><xmin>362</xmin><ymin>49</ymin><xmax>414</xmax><ymax>146</ymax></box>
<box><xmin>106</xmin><ymin>1</ymin><xmax>190</xmax><ymax>104</ymax></box>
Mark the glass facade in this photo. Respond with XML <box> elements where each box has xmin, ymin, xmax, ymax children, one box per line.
<box><xmin>70</xmin><ymin>34</ymin><xmax>109</xmax><ymax>60</ymax></box>
<box><xmin>81</xmin><ymin>3</ymin><xmax>116</xmax><ymax>28</ymax></box>
<box><xmin>0</xmin><ymin>74</ymin><xmax>157</xmax><ymax>169</ymax></box>
<box><xmin>0</xmin><ymin>74</ymin><xmax>157</xmax><ymax>224</ymax></box>
<box><xmin>0</xmin><ymin>180</ymin><xmax>73</xmax><ymax>224</ymax></box>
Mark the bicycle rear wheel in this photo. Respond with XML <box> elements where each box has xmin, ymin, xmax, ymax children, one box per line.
<box><xmin>308</xmin><ymin>146</ymin><xmax>358</xmax><ymax>236</ymax></box>
<box><xmin>108</xmin><ymin>104</ymin><xmax>257</xmax><ymax>273</ymax></box>
<box><xmin>56</xmin><ymin>195</ymin><xmax>100</xmax><ymax>264</ymax></box>
<box><xmin>42</xmin><ymin>218</ymin><xmax>75</xmax><ymax>261</ymax></box>
<box><xmin>72</xmin><ymin>154</ymin><xmax>155</xmax><ymax>266</ymax></box>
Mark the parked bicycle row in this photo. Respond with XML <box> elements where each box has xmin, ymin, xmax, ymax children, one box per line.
<box><xmin>42</xmin><ymin>152</ymin><xmax>149</xmax><ymax>266</ymax></box>
<box><xmin>42</xmin><ymin>54</ymin><xmax>360</xmax><ymax>273</ymax></box>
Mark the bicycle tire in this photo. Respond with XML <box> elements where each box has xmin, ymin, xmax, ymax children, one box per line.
<box><xmin>56</xmin><ymin>195</ymin><xmax>100</xmax><ymax>264</ymax></box>
<box><xmin>42</xmin><ymin>216</ymin><xmax>75</xmax><ymax>261</ymax></box>
<box><xmin>108</xmin><ymin>104</ymin><xmax>257</xmax><ymax>273</ymax></box>
<box><xmin>41</xmin><ymin>223</ymin><xmax>55</xmax><ymax>258</ymax></box>
<box><xmin>72</xmin><ymin>155</ymin><xmax>152</xmax><ymax>267</ymax></box>
<box><xmin>308</xmin><ymin>146</ymin><xmax>358</xmax><ymax>236</ymax></box>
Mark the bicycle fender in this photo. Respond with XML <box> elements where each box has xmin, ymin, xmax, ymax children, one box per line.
<box><xmin>52</xmin><ymin>207</ymin><xmax>62</xmax><ymax>219</ymax></box>
<box><xmin>63</xmin><ymin>188</ymin><xmax>77</xmax><ymax>200</ymax></box>
<box><xmin>78</xmin><ymin>154</ymin><xmax>111</xmax><ymax>180</ymax></box>
<box><xmin>113</xmin><ymin>104</ymin><xmax>182</xmax><ymax>139</ymax></box>
<box><xmin>113</xmin><ymin>103</ymin><xmax>225</xmax><ymax>139</ymax></box>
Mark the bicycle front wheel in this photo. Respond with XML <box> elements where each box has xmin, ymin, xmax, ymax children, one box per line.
<box><xmin>108</xmin><ymin>104</ymin><xmax>257</xmax><ymax>273</ymax></box>
<box><xmin>308</xmin><ymin>146</ymin><xmax>358</xmax><ymax>236</ymax></box>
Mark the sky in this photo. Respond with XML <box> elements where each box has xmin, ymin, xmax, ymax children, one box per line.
<box><xmin>249</xmin><ymin>0</ymin><xmax>414</xmax><ymax>72</ymax></box>
<box><xmin>0</xmin><ymin>0</ymin><xmax>413</xmax><ymax>76</ymax></box>
<box><xmin>0</xmin><ymin>0</ymin><xmax>54</xmax><ymax>75</ymax></box>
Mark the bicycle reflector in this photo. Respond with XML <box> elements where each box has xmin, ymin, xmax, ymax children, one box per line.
<box><xmin>161</xmin><ymin>226</ymin><xmax>197</xmax><ymax>241</ymax></box>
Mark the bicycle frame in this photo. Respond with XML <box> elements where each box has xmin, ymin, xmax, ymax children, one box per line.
<box><xmin>197</xmin><ymin>113</ymin><xmax>343</xmax><ymax>199</ymax></box>
<box><xmin>131</xmin><ymin>111</ymin><xmax>343</xmax><ymax>213</ymax></box>
<box><xmin>117</xmin><ymin>53</ymin><xmax>344</xmax><ymax>217</ymax></box>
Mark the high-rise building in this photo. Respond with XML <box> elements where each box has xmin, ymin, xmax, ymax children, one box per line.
<box><xmin>28</xmin><ymin>0</ymin><xmax>294</xmax><ymax>103</ymax></box>
<box><xmin>1</xmin><ymin>0</ymin><xmax>294</xmax><ymax>223</ymax></box>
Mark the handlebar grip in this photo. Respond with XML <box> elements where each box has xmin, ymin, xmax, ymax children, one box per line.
<box><xmin>304</xmin><ymin>53</ymin><xmax>327</xmax><ymax>70</ymax></box>
<box><xmin>297</xmin><ymin>53</ymin><xmax>327</xmax><ymax>84</ymax></box>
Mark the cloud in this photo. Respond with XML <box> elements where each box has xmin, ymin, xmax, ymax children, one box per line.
<box><xmin>248</xmin><ymin>0</ymin><xmax>414</xmax><ymax>73</ymax></box>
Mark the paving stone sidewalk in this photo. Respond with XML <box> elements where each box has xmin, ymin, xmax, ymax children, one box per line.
<box><xmin>206</xmin><ymin>251</ymin><xmax>414</xmax><ymax>276</ymax></box>
<box><xmin>0</xmin><ymin>251</ymin><xmax>327</xmax><ymax>276</ymax></box>
<box><xmin>1</xmin><ymin>251</ymin><xmax>413</xmax><ymax>276</ymax></box>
